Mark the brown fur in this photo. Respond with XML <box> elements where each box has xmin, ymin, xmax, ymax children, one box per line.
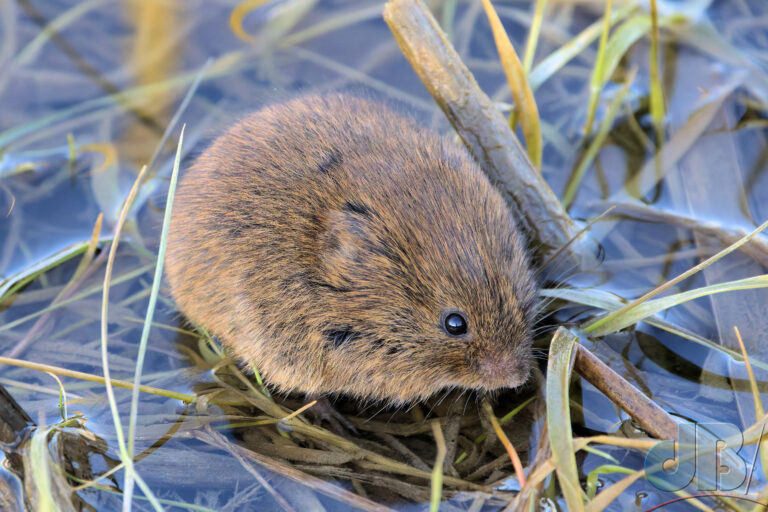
<box><xmin>165</xmin><ymin>93</ymin><xmax>537</xmax><ymax>403</ymax></box>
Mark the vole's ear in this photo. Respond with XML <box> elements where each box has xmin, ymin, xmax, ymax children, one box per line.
<box><xmin>316</xmin><ymin>206</ymin><xmax>373</xmax><ymax>290</ymax></box>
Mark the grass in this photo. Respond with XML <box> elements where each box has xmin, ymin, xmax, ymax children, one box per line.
<box><xmin>99</xmin><ymin>161</ymin><xmax>164</xmax><ymax>512</ymax></box>
<box><xmin>2</xmin><ymin>0</ymin><xmax>768</xmax><ymax>510</ymax></box>
<box><xmin>428</xmin><ymin>420</ymin><xmax>446</xmax><ymax>512</ymax></box>
<box><xmin>123</xmin><ymin>126</ymin><xmax>184</xmax><ymax>509</ymax></box>
<box><xmin>546</xmin><ymin>328</ymin><xmax>584</xmax><ymax>512</ymax></box>
<box><xmin>482</xmin><ymin>0</ymin><xmax>542</xmax><ymax>169</ymax></box>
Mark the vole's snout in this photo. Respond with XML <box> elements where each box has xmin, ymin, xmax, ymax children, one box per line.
<box><xmin>479</xmin><ymin>355</ymin><xmax>530</xmax><ymax>390</ymax></box>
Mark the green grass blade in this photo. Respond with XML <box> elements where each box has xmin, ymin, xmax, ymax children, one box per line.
<box><xmin>587</xmin><ymin>274</ymin><xmax>768</xmax><ymax>336</ymax></box>
<box><xmin>528</xmin><ymin>4</ymin><xmax>637</xmax><ymax>91</ymax></box>
<box><xmin>29</xmin><ymin>427</ymin><xmax>57</xmax><ymax>512</ymax></box>
<box><xmin>15</xmin><ymin>0</ymin><xmax>113</xmax><ymax>65</ymax></box>
<box><xmin>0</xmin><ymin>237</ymin><xmax>110</xmax><ymax>300</ymax></box>
<box><xmin>546</xmin><ymin>327</ymin><xmax>585</xmax><ymax>512</ymax></box>
<box><xmin>585</xmin><ymin>464</ymin><xmax>634</xmax><ymax>500</ymax></box>
<box><xmin>0</xmin><ymin>264</ymin><xmax>152</xmax><ymax>334</ymax></box>
<box><xmin>585</xmin><ymin>468</ymin><xmax>645</xmax><ymax>512</ymax></box>
<box><xmin>522</xmin><ymin>0</ymin><xmax>548</xmax><ymax>73</ymax></box>
<box><xmin>99</xmin><ymin>164</ymin><xmax>164</xmax><ymax>512</ymax></box>
<box><xmin>583</xmin><ymin>0</ymin><xmax>614</xmax><ymax>134</ymax></box>
<box><xmin>124</xmin><ymin>127</ymin><xmax>184</xmax><ymax>507</ymax></box>
<box><xmin>585</xmin><ymin>218</ymin><xmax>768</xmax><ymax>335</ymax></box>
<box><xmin>539</xmin><ymin>287</ymin><xmax>768</xmax><ymax>371</ymax></box>
<box><xmin>563</xmin><ymin>67</ymin><xmax>635</xmax><ymax>207</ymax></box>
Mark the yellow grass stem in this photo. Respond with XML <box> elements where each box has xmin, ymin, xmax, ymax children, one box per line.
<box><xmin>0</xmin><ymin>357</ymin><xmax>196</xmax><ymax>402</ymax></box>
<box><xmin>522</xmin><ymin>0</ymin><xmax>548</xmax><ymax>73</ymax></box>
<box><xmin>734</xmin><ymin>326</ymin><xmax>768</xmax><ymax>488</ymax></box>
<box><xmin>649</xmin><ymin>0</ymin><xmax>665</xmax><ymax>148</ymax></box>
<box><xmin>481</xmin><ymin>0</ymin><xmax>542</xmax><ymax>169</ymax></box>
<box><xmin>229</xmin><ymin>0</ymin><xmax>272</xmax><ymax>42</ymax></box>
<box><xmin>429</xmin><ymin>420</ymin><xmax>446</xmax><ymax>512</ymax></box>
<box><xmin>584</xmin><ymin>0</ymin><xmax>613</xmax><ymax>134</ymax></box>
<box><xmin>563</xmin><ymin>68</ymin><xmax>636</xmax><ymax>208</ymax></box>
<box><xmin>483</xmin><ymin>400</ymin><xmax>526</xmax><ymax>489</ymax></box>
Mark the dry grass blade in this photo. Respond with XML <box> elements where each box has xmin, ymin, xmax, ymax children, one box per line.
<box><xmin>70</xmin><ymin>214</ymin><xmax>102</xmax><ymax>283</ymax></box>
<box><xmin>734</xmin><ymin>326</ymin><xmax>765</xmax><ymax>419</ymax></box>
<box><xmin>197</xmin><ymin>428</ymin><xmax>397</xmax><ymax>512</ymax></box>
<box><xmin>284</xmin><ymin>421</ymin><xmax>487</xmax><ymax>491</ymax></box>
<box><xmin>733</xmin><ymin>326</ymin><xmax>768</xmax><ymax>486</ymax></box>
<box><xmin>0</xmin><ymin>356</ymin><xmax>196</xmax><ymax>402</ymax></box>
<box><xmin>598</xmin><ymin>201</ymin><xmax>768</xmax><ymax>267</ymax></box>
<box><xmin>481</xmin><ymin>400</ymin><xmax>526</xmax><ymax>489</ymax></box>
<box><xmin>546</xmin><ymin>327</ymin><xmax>584</xmax><ymax>512</ymax></box>
<box><xmin>229</xmin><ymin>0</ymin><xmax>272</xmax><ymax>43</ymax></box>
<box><xmin>80</xmin><ymin>143</ymin><xmax>117</xmax><ymax>176</ymax></box>
<box><xmin>585</xmin><ymin>218</ymin><xmax>768</xmax><ymax>335</ymax></box>
<box><xmin>429</xmin><ymin>420</ymin><xmax>446</xmax><ymax>512</ymax></box>
<box><xmin>27</xmin><ymin>424</ymin><xmax>76</xmax><ymax>512</ymax></box>
<box><xmin>481</xmin><ymin>0</ymin><xmax>542</xmax><ymax>169</ymax></box>
<box><xmin>648</xmin><ymin>0</ymin><xmax>665</xmax><ymax>148</ymax></box>
<box><xmin>0</xmin><ymin>179</ymin><xmax>14</xmax><ymax>216</ymax></box>
<box><xmin>100</xmin><ymin>165</ymin><xmax>148</xmax><ymax>455</ymax></box>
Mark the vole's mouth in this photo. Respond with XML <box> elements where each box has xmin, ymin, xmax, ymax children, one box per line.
<box><xmin>475</xmin><ymin>357</ymin><xmax>531</xmax><ymax>390</ymax></box>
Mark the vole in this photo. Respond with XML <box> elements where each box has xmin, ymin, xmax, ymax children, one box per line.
<box><xmin>166</xmin><ymin>93</ymin><xmax>537</xmax><ymax>404</ymax></box>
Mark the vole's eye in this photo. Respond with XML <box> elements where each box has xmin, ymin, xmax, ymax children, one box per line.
<box><xmin>444</xmin><ymin>312</ymin><xmax>468</xmax><ymax>336</ymax></box>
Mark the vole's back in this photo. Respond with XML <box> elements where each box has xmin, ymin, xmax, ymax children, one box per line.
<box><xmin>166</xmin><ymin>94</ymin><xmax>536</xmax><ymax>403</ymax></box>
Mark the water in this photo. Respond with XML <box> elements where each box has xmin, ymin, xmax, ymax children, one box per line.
<box><xmin>1</xmin><ymin>0</ymin><xmax>768</xmax><ymax>510</ymax></box>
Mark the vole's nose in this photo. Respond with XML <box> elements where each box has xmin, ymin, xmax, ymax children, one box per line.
<box><xmin>480</xmin><ymin>356</ymin><xmax>529</xmax><ymax>388</ymax></box>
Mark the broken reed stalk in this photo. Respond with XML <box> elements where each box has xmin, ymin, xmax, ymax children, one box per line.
<box><xmin>0</xmin><ymin>383</ymin><xmax>33</xmax><ymax>445</ymax></box>
<box><xmin>383</xmin><ymin>0</ymin><xmax>677</xmax><ymax>451</ymax></box>
<box><xmin>0</xmin><ymin>382</ymin><xmax>35</xmax><ymax>509</ymax></box>
<box><xmin>574</xmin><ymin>345</ymin><xmax>678</xmax><ymax>440</ymax></box>
<box><xmin>383</xmin><ymin>0</ymin><xmax>597</xmax><ymax>268</ymax></box>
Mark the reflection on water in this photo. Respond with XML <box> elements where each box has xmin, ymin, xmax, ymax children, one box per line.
<box><xmin>1</xmin><ymin>0</ymin><xmax>768</xmax><ymax>509</ymax></box>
